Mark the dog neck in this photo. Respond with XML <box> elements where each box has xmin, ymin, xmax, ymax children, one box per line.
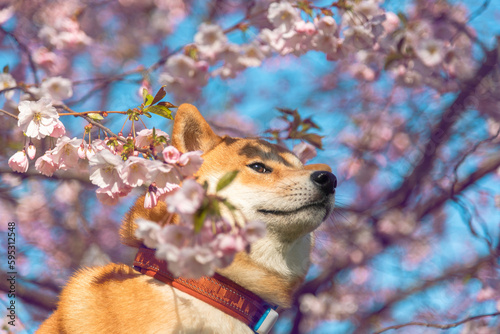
<box><xmin>217</xmin><ymin>233</ymin><xmax>312</xmax><ymax>308</ymax></box>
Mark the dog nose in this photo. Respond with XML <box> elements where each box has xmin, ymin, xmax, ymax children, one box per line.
<box><xmin>310</xmin><ymin>171</ymin><xmax>337</xmax><ymax>194</ymax></box>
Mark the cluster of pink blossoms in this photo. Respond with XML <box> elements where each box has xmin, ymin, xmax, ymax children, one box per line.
<box><xmin>8</xmin><ymin>97</ymin><xmax>66</xmax><ymax>173</ymax></box>
<box><xmin>90</xmin><ymin>141</ymin><xmax>202</xmax><ymax>206</ymax></box>
<box><xmin>159</xmin><ymin>0</ymin><xmax>387</xmax><ymax>101</ymax></box>
<box><xmin>156</xmin><ymin>0</ymin><xmax>476</xmax><ymax>104</ymax></box>
<box><xmin>7</xmin><ymin>76</ymin><xmax>74</xmax><ymax>174</ymax></box>
<box><xmin>135</xmin><ymin>198</ymin><xmax>266</xmax><ymax>278</ymax></box>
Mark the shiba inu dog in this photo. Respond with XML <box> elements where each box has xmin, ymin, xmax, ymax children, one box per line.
<box><xmin>37</xmin><ymin>104</ymin><xmax>336</xmax><ymax>334</ymax></box>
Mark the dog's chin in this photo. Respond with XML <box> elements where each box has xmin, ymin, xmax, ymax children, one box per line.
<box><xmin>255</xmin><ymin>197</ymin><xmax>334</xmax><ymax>238</ymax></box>
<box><xmin>257</xmin><ymin>197</ymin><xmax>334</xmax><ymax>219</ymax></box>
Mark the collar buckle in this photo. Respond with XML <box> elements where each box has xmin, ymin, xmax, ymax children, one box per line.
<box><xmin>254</xmin><ymin>308</ymin><xmax>279</xmax><ymax>334</ymax></box>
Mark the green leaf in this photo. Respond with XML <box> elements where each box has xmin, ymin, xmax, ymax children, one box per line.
<box><xmin>142</xmin><ymin>88</ymin><xmax>154</xmax><ymax>106</ymax></box>
<box><xmin>3</xmin><ymin>65</ymin><xmax>9</xmax><ymax>73</ymax></box>
<box><xmin>144</xmin><ymin>105</ymin><xmax>173</xmax><ymax>119</ymax></box>
<box><xmin>216</xmin><ymin>170</ymin><xmax>239</xmax><ymax>192</ymax></box>
<box><xmin>87</xmin><ymin>113</ymin><xmax>104</xmax><ymax>121</ymax></box>
<box><xmin>194</xmin><ymin>208</ymin><xmax>208</xmax><ymax>233</ymax></box>
<box><xmin>151</xmin><ymin>86</ymin><xmax>166</xmax><ymax>106</ymax></box>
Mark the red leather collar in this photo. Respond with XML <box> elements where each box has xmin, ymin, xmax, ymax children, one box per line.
<box><xmin>133</xmin><ymin>247</ymin><xmax>278</xmax><ymax>332</ymax></box>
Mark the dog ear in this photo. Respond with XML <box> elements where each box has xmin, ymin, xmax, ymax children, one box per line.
<box><xmin>172</xmin><ymin>103</ymin><xmax>221</xmax><ymax>153</ymax></box>
<box><xmin>304</xmin><ymin>163</ymin><xmax>332</xmax><ymax>172</ymax></box>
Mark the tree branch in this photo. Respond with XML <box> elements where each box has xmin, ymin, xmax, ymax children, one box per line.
<box><xmin>354</xmin><ymin>252</ymin><xmax>498</xmax><ymax>333</ymax></box>
<box><xmin>416</xmin><ymin>153</ymin><xmax>500</xmax><ymax>219</ymax></box>
<box><xmin>0</xmin><ymin>167</ymin><xmax>93</xmax><ymax>185</ymax></box>
<box><xmin>382</xmin><ymin>43</ymin><xmax>499</xmax><ymax>211</ymax></box>
<box><xmin>0</xmin><ymin>271</ymin><xmax>58</xmax><ymax>311</ymax></box>
<box><xmin>374</xmin><ymin>312</ymin><xmax>500</xmax><ymax>334</ymax></box>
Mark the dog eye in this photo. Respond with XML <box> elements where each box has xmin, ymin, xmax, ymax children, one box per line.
<box><xmin>247</xmin><ymin>162</ymin><xmax>272</xmax><ymax>174</ymax></box>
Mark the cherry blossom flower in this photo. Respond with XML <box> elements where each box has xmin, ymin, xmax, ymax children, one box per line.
<box><xmin>238</xmin><ymin>43</ymin><xmax>267</xmax><ymax>68</ymax></box>
<box><xmin>135</xmin><ymin>128</ymin><xmax>169</xmax><ymax>150</ymax></box>
<box><xmin>344</xmin><ymin>25</ymin><xmax>375</xmax><ymax>50</ymax></box>
<box><xmin>38</xmin><ymin>17</ymin><xmax>92</xmax><ymax>50</ymax></box>
<box><xmin>161</xmin><ymin>246</ymin><xmax>214</xmax><ymax>278</ymax></box>
<box><xmin>95</xmin><ymin>187</ymin><xmax>120</xmax><ymax>206</ymax></box>
<box><xmin>35</xmin><ymin>154</ymin><xmax>59</xmax><ymax>176</ymax></box>
<box><xmin>316</xmin><ymin>16</ymin><xmax>337</xmax><ymax>35</ymax></box>
<box><xmin>352</xmin><ymin>0</ymin><xmax>381</xmax><ymax>20</ymax></box>
<box><xmin>17</xmin><ymin>98</ymin><xmax>59</xmax><ymax>139</ymax></box>
<box><xmin>50</xmin><ymin>119</ymin><xmax>66</xmax><ymax>137</ymax></box>
<box><xmin>215</xmin><ymin>233</ymin><xmax>245</xmax><ymax>255</ymax></box>
<box><xmin>394</xmin><ymin>65</ymin><xmax>422</xmax><ymax>87</ymax></box>
<box><xmin>89</xmin><ymin>149</ymin><xmax>126</xmax><ymax>190</ymax></box>
<box><xmin>382</xmin><ymin>12</ymin><xmax>400</xmax><ymax>34</ymax></box>
<box><xmin>415</xmin><ymin>38</ymin><xmax>444</xmax><ymax>67</ymax></box>
<box><xmin>178</xmin><ymin>151</ymin><xmax>203</xmax><ymax>176</ymax></box>
<box><xmin>0</xmin><ymin>73</ymin><xmax>16</xmax><ymax>100</ymax></box>
<box><xmin>162</xmin><ymin>146</ymin><xmax>181</xmax><ymax>164</ymax></box>
<box><xmin>156</xmin><ymin>183</ymin><xmax>181</xmax><ymax>201</ymax></box>
<box><xmin>281</xmin><ymin>21</ymin><xmax>316</xmax><ymax>56</ymax></box>
<box><xmin>259</xmin><ymin>28</ymin><xmax>286</xmax><ymax>55</ymax></box>
<box><xmin>159</xmin><ymin>55</ymin><xmax>209</xmax><ymax>101</ymax></box>
<box><xmin>241</xmin><ymin>220</ymin><xmax>267</xmax><ymax>243</ymax></box>
<box><xmin>134</xmin><ymin>218</ymin><xmax>163</xmax><ymax>249</ymax></box>
<box><xmin>149</xmin><ymin>160</ymin><xmax>179</xmax><ymax>188</ymax></box>
<box><xmin>212</xmin><ymin>44</ymin><xmax>244</xmax><ymax>79</ymax></box>
<box><xmin>144</xmin><ymin>187</ymin><xmax>159</xmax><ymax>209</ymax></box>
<box><xmin>165</xmin><ymin>179</ymin><xmax>204</xmax><ymax>215</ymax></box>
<box><xmin>8</xmin><ymin>151</ymin><xmax>29</xmax><ymax>173</ymax></box>
<box><xmin>40</xmin><ymin>76</ymin><xmax>73</xmax><ymax>102</ymax></box>
<box><xmin>32</xmin><ymin>47</ymin><xmax>68</xmax><ymax>75</ymax></box>
<box><xmin>312</xmin><ymin>32</ymin><xmax>338</xmax><ymax>55</ymax></box>
<box><xmin>267</xmin><ymin>1</ymin><xmax>300</xmax><ymax>30</ymax></box>
<box><xmin>120</xmin><ymin>156</ymin><xmax>151</xmax><ymax>187</ymax></box>
<box><xmin>50</xmin><ymin>136</ymin><xmax>80</xmax><ymax>170</ymax></box>
<box><xmin>349</xmin><ymin>63</ymin><xmax>376</xmax><ymax>81</ymax></box>
<box><xmin>194</xmin><ymin>23</ymin><xmax>228</xmax><ymax>61</ymax></box>
<box><xmin>159</xmin><ymin>224</ymin><xmax>193</xmax><ymax>248</ymax></box>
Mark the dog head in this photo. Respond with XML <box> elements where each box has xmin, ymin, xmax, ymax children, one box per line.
<box><xmin>172</xmin><ymin>104</ymin><xmax>336</xmax><ymax>243</ymax></box>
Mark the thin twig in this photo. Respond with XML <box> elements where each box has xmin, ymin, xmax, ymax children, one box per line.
<box><xmin>58</xmin><ymin>110</ymin><xmax>126</xmax><ymax>116</ymax></box>
<box><xmin>0</xmin><ymin>108</ymin><xmax>18</xmax><ymax>120</ymax></box>
<box><xmin>56</xmin><ymin>104</ymin><xmax>127</xmax><ymax>143</ymax></box>
<box><xmin>373</xmin><ymin>312</ymin><xmax>500</xmax><ymax>333</ymax></box>
<box><xmin>450</xmin><ymin>127</ymin><xmax>500</xmax><ymax>197</ymax></box>
<box><xmin>0</xmin><ymin>26</ymin><xmax>40</xmax><ymax>84</ymax></box>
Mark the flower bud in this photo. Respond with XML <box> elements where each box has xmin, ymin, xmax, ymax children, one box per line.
<box><xmin>27</xmin><ymin>143</ymin><xmax>36</xmax><ymax>160</ymax></box>
<box><xmin>78</xmin><ymin>144</ymin><xmax>86</xmax><ymax>159</ymax></box>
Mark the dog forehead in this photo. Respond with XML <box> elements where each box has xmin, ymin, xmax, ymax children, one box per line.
<box><xmin>210</xmin><ymin>137</ymin><xmax>302</xmax><ymax>167</ymax></box>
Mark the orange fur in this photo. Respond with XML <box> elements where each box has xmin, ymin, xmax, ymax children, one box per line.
<box><xmin>37</xmin><ymin>103</ymin><xmax>335</xmax><ymax>334</ymax></box>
